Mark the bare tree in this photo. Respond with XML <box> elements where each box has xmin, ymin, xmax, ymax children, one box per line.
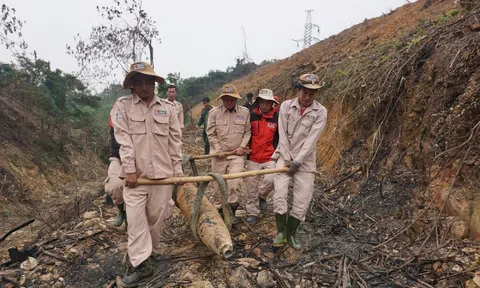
<box><xmin>0</xmin><ymin>4</ymin><xmax>27</xmax><ymax>53</ymax></box>
<box><xmin>67</xmin><ymin>0</ymin><xmax>160</xmax><ymax>86</ymax></box>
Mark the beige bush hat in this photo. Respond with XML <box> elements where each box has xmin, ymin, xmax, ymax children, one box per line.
<box><xmin>298</xmin><ymin>74</ymin><xmax>325</xmax><ymax>90</ymax></box>
<box><xmin>255</xmin><ymin>88</ymin><xmax>279</xmax><ymax>104</ymax></box>
<box><xmin>123</xmin><ymin>62</ymin><xmax>165</xmax><ymax>89</ymax></box>
<box><xmin>217</xmin><ymin>84</ymin><xmax>242</xmax><ymax>101</ymax></box>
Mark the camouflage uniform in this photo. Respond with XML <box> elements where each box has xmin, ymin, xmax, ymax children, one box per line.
<box><xmin>197</xmin><ymin>105</ymin><xmax>212</xmax><ymax>154</ymax></box>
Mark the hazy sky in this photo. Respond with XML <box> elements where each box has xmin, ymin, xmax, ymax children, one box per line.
<box><xmin>1</xmin><ymin>0</ymin><xmax>410</xmax><ymax>83</ymax></box>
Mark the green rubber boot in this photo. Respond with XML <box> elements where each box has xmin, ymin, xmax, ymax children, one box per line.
<box><xmin>113</xmin><ymin>203</ymin><xmax>126</xmax><ymax>227</ymax></box>
<box><xmin>118</xmin><ymin>258</ymin><xmax>153</xmax><ymax>287</ymax></box>
<box><xmin>273</xmin><ymin>213</ymin><xmax>287</xmax><ymax>247</ymax></box>
<box><xmin>286</xmin><ymin>215</ymin><xmax>302</xmax><ymax>250</ymax></box>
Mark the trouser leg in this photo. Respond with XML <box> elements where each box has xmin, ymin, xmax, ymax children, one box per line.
<box><xmin>273</xmin><ymin>158</ymin><xmax>291</xmax><ymax>216</ymax></box>
<box><xmin>104</xmin><ymin>157</ymin><xmax>124</xmax><ymax>205</ymax></box>
<box><xmin>212</xmin><ymin>157</ymin><xmax>229</xmax><ymax>208</ymax></box>
<box><xmin>258</xmin><ymin>161</ymin><xmax>275</xmax><ymax>199</ymax></box>
<box><xmin>290</xmin><ymin>171</ymin><xmax>315</xmax><ymax>221</ymax></box>
<box><xmin>124</xmin><ymin>185</ymin><xmax>150</xmax><ymax>267</ymax></box>
<box><xmin>226</xmin><ymin>156</ymin><xmax>245</xmax><ymax>206</ymax></box>
<box><xmin>246</xmin><ymin>160</ymin><xmax>261</xmax><ymax>216</ymax></box>
<box><xmin>202</xmin><ymin>132</ymin><xmax>210</xmax><ymax>155</ymax></box>
<box><xmin>145</xmin><ymin>185</ymin><xmax>173</xmax><ymax>253</ymax></box>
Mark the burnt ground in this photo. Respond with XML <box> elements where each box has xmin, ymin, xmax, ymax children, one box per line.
<box><xmin>1</xmin><ymin>128</ymin><xmax>477</xmax><ymax>288</ymax></box>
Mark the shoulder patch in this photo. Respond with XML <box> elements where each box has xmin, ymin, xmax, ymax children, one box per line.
<box><xmin>238</xmin><ymin>105</ymin><xmax>249</xmax><ymax>112</ymax></box>
<box><xmin>117</xmin><ymin>95</ymin><xmax>132</xmax><ymax>102</ymax></box>
<box><xmin>114</xmin><ymin>111</ymin><xmax>123</xmax><ymax>120</ymax></box>
<box><xmin>160</xmin><ymin>98</ymin><xmax>175</xmax><ymax>106</ymax></box>
<box><xmin>210</xmin><ymin>106</ymin><xmax>220</xmax><ymax>112</ymax></box>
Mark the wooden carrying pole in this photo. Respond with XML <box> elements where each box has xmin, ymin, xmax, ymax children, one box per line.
<box><xmin>189</xmin><ymin>150</ymin><xmax>250</xmax><ymax>161</ymax></box>
<box><xmin>137</xmin><ymin>167</ymin><xmax>289</xmax><ymax>186</ymax></box>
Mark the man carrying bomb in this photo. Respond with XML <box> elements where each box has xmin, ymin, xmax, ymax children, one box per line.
<box><xmin>272</xmin><ymin>74</ymin><xmax>327</xmax><ymax>249</ymax></box>
<box><xmin>245</xmin><ymin>89</ymin><xmax>279</xmax><ymax>224</ymax></box>
<box><xmin>112</xmin><ymin>62</ymin><xmax>183</xmax><ymax>286</ymax></box>
<box><xmin>207</xmin><ymin>84</ymin><xmax>251</xmax><ymax>218</ymax></box>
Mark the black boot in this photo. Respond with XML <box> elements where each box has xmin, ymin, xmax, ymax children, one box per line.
<box><xmin>259</xmin><ymin>197</ymin><xmax>268</xmax><ymax>212</ymax></box>
<box><xmin>246</xmin><ymin>215</ymin><xmax>258</xmax><ymax>224</ymax></box>
<box><xmin>118</xmin><ymin>258</ymin><xmax>153</xmax><ymax>287</ymax></box>
<box><xmin>286</xmin><ymin>215</ymin><xmax>302</xmax><ymax>249</ymax></box>
<box><xmin>229</xmin><ymin>204</ymin><xmax>239</xmax><ymax>217</ymax></box>
<box><xmin>273</xmin><ymin>213</ymin><xmax>287</xmax><ymax>247</ymax></box>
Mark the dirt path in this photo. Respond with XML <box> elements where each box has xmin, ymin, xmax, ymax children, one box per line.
<box><xmin>0</xmin><ymin>128</ymin><xmax>476</xmax><ymax>288</ymax></box>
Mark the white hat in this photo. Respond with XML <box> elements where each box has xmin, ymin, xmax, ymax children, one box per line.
<box><xmin>255</xmin><ymin>88</ymin><xmax>278</xmax><ymax>104</ymax></box>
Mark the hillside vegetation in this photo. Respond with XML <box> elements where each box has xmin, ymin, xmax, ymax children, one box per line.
<box><xmin>198</xmin><ymin>0</ymin><xmax>480</xmax><ymax>237</ymax></box>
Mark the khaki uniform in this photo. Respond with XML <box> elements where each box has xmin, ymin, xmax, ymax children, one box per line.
<box><xmin>174</xmin><ymin>100</ymin><xmax>184</xmax><ymax>130</ymax></box>
<box><xmin>112</xmin><ymin>94</ymin><xmax>182</xmax><ymax>267</ymax></box>
<box><xmin>104</xmin><ymin>157</ymin><xmax>124</xmax><ymax>205</ymax></box>
<box><xmin>207</xmin><ymin>105</ymin><xmax>251</xmax><ymax>207</ymax></box>
<box><xmin>272</xmin><ymin>97</ymin><xmax>327</xmax><ymax>221</ymax></box>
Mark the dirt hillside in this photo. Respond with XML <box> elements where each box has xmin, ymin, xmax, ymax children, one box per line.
<box><xmin>0</xmin><ymin>90</ymin><xmax>107</xmax><ymax>261</ymax></box>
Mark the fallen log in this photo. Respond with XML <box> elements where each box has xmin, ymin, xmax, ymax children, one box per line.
<box><xmin>176</xmin><ymin>184</ymin><xmax>233</xmax><ymax>258</ymax></box>
<box><xmin>137</xmin><ymin>167</ymin><xmax>289</xmax><ymax>186</ymax></box>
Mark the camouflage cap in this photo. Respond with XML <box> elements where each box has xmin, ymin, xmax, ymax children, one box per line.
<box><xmin>298</xmin><ymin>74</ymin><xmax>325</xmax><ymax>90</ymax></box>
<box><xmin>217</xmin><ymin>84</ymin><xmax>242</xmax><ymax>100</ymax></box>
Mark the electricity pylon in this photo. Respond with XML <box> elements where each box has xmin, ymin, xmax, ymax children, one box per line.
<box><xmin>293</xmin><ymin>9</ymin><xmax>320</xmax><ymax>49</ymax></box>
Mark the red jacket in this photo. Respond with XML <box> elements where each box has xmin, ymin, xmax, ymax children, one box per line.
<box><xmin>249</xmin><ymin>107</ymin><xmax>279</xmax><ymax>163</ymax></box>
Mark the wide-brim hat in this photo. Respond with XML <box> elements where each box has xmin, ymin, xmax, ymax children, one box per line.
<box><xmin>255</xmin><ymin>88</ymin><xmax>279</xmax><ymax>104</ymax></box>
<box><xmin>217</xmin><ymin>84</ymin><xmax>242</xmax><ymax>101</ymax></box>
<box><xmin>298</xmin><ymin>74</ymin><xmax>325</xmax><ymax>90</ymax></box>
<box><xmin>123</xmin><ymin>62</ymin><xmax>165</xmax><ymax>89</ymax></box>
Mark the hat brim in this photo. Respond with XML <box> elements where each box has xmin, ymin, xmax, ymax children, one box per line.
<box><xmin>255</xmin><ymin>95</ymin><xmax>279</xmax><ymax>104</ymax></box>
<box><xmin>123</xmin><ymin>70</ymin><xmax>165</xmax><ymax>89</ymax></box>
<box><xmin>299</xmin><ymin>81</ymin><xmax>326</xmax><ymax>90</ymax></box>
<box><xmin>217</xmin><ymin>93</ymin><xmax>242</xmax><ymax>101</ymax></box>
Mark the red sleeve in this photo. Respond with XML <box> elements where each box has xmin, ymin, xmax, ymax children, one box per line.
<box><xmin>109</xmin><ymin>101</ymin><xmax>116</xmax><ymax>128</ymax></box>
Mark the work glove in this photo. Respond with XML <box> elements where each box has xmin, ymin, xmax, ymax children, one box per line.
<box><xmin>287</xmin><ymin>161</ymin><xmax>301</xmax><ymax>176</ymax></box>
<box><xmin>271</xmin><ymin>152</ymin><xmax>279</xmax><ymax>163</ymax></box>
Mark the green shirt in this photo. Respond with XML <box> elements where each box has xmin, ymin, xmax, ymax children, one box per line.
<box><xmin>197</xmin><ymin>105</ymin><xmax>212</xmax><ymax>132</ymax></box>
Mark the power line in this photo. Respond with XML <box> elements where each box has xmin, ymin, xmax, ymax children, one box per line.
<box><xmin>293</xmin><ymin>9</ymin><xmax>320</xmax><ymax>49</ymax></box>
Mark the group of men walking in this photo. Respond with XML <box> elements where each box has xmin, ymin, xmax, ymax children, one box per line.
<box><xmin>104</xmin><ymin>61</ymin><xmax>327</xmax><ymax>286</ymax></box>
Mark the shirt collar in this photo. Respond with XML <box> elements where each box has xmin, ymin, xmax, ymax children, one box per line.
<box><xmin>291</xmin><ymin>97</ymin><xmax>320</xmax><ymax>112</ymax></box>
<box><xmin>221</xmin><ymin>104</ymin><xmax>238</xmax><ymax>113</ymax></box>
<box><xmin>132</xmin><ymin>94</ymin><xmax>162</xmax><ymax>105</ymax></box>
